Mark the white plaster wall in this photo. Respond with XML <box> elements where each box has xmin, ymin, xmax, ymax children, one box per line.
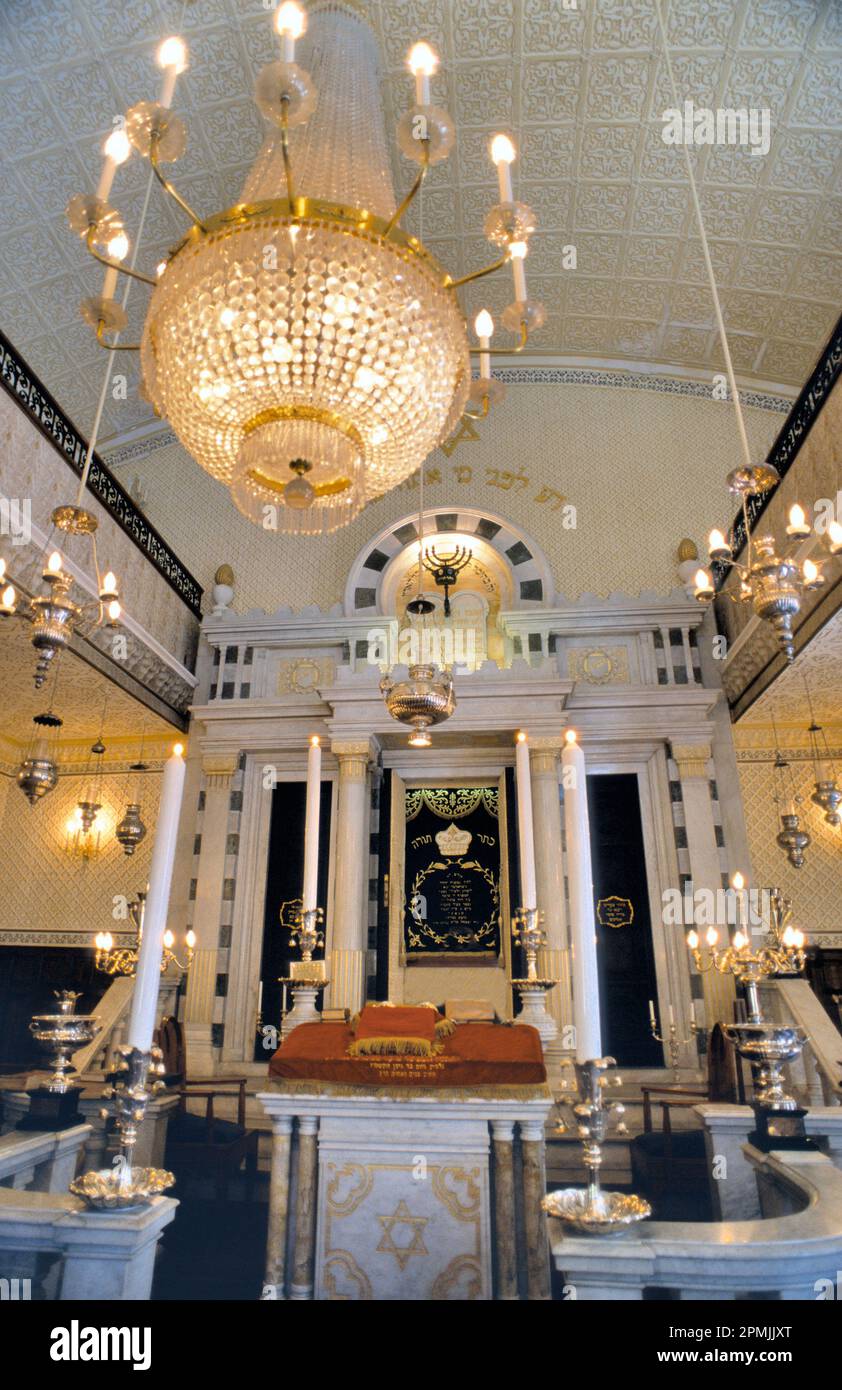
<box><xmin>110</xmin><ymin>382</ymin><xmax>782</xmax><ymax>616</ymax></box>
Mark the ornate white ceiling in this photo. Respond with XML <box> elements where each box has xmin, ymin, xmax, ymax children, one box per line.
<box><xmin>0</xmin><ymin>621</ymin><xmax>174</xmax><ymax>766</ymax></box>
<box><xmin>735</xmin><ymin>606</ymin><xmax>842</xmax><ymax>743</ymax></box>
<box><xmin>0</xmin><ymin>0</ymin><xmax>840</xmax><ymax>449</ymax></box>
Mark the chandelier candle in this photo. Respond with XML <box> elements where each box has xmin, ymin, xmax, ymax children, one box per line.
<box><xmin>475</xmin><ymin>310</ymin><xmax>493</xmax><ymax>379</ymax></box>
<box><xmin>562</xmin><ymin>729</ymin><xmax>602</xmax><ymax>1062</ymax></box>
<box><xmin>95</xmin><ymin>128</ymin><xmax>130</xmax><ymax>202</ymax></box>
<box><xmin>126</xmin><ymin>743</ymin><xmax>186</xmax><ymax>1052</ymax></box>
<box><xmin>514</xmin><ymin>731</ymin><xmax>537</xmax><ymax>911</ymax></box>
<box><xmin>157</xmin><ymin>36</ymin><xmax>187</xmax><ymax>109</ymax></box>
<box><xmin>302</xmin><ymin>735</ymin><xmax>321</xmax><ymax>913</ymax></box>
<box><xmin>491</xmin><ymin>134</ymin><xmax>516</xmax><ymax>202</ymax></box>
<box><xmin>408</xmin><ymin>42</ymin><xmax>437</xmax><ymax>106</ymax></box>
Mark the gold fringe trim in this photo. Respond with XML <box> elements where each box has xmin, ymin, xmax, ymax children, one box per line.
<box><xmin>434</xmin><ymin>1018</ymin><xmax>456</xmax><ymax>1039</ymax></box>
<box><xmin>347</xmin><ymin>1036</ymin><xmax>443</xmax><ymax>1058</ymax></box>
<box><xmin>266</xmin><ymin>1078</ymin><xmax>553</xmax><ymax>1102</ymax></box>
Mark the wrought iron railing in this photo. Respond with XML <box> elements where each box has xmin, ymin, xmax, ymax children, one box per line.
<box><xmin>0</xmin><ymin>329</ymin><xmax>203</xmax><ymax>616</ymax></box>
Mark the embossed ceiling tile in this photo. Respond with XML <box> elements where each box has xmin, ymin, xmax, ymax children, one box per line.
<box><xmin>615</xmin><ymin>280</ymin><xmax>669</xmax><ymax>319</ymax></box>
<box><xmin>724</xmin><ymin>55</ymin><xmax>800</xmax><ymax>113</ymax></box>
<box><xmin>422</xmin><ymin>238</ymin><xmax>462</xmax><ymax>269</ymax></box>
<box><xmin>760</xmin><ymin>339</ymin><xmax>822</xmax><ymax>381</ymax></box>
<box><xmin>622</xmin><ymin>235</ymin><xmax>680</xmax><ymax>279</ymax></box>
<box><xmin>384</xmin><ymin>68</ymin><xmax>457</xmax><ymax>123</ymax></box>
<box><xmin>453</xmin><ymin>60</ymin><xmax>515</xmax><ymax>126</ymax></box>
<box><xmin>183</xmin><ymin>0</ymin><xmax>230</xmax><ymax>29</ymax></box>
<box><xmin>669</xmin><ymin>284</ymin><xmax>715</xmax><ymax>326</ymax></box>
<box><xmin>516</xmin><ymin>182</ymin><xmax>572</xmax><ymax>229</ymax></box>
<box><xmin>710</xmin><ymin>333</ymin><xmax>763</xmax><ymax>371</ymax></box>
<box><xmin>585</xmin><ymin>57</ymin><xmax>651</xmax><ymax>122</ymax></box>
<box><xmin>565</xmin><ymin>275</ymin><xmax>615</xmax><ymax>315</ymax></box>
<box><xmin>34</xmin><ymin>269</ymin><xmax>106</xmax><ymax>331</ymax></box>
<box><xmin>12</xmin><ymin>0</ymin><xmax>94</xmax><ymax>67</ymax></box>
<box><xmin>456</xmin><ymin>126</ymin><xmax>502</xmax><ymax>184</ymax></box>
<box><xmin>772</xmin><ymin>298</ymin><xmax>837</xmax><ymax>342</ymax></box>
<box><xmin>522</xmin><ymin>0</ymin><xmax>586</xmax><ymax>53</ymax></box>
<box><xmin>610</xmin><ymin>319</ymin><xmax>663</xmax><ymax>357</ymax></box>
<box><xmin>522</xmin><ymin>231</ymin><xmax>581</xmax><ymax>276</ymax></box>
<box><xmin>525</xmin><ymin>276</ymin><xmax>566</xmax><ymax>316</ymax></box>
<box><xmin>638</xmin><ymin>120</ymin><xmax>689</xmax><ymax>181</ymax></box>
<box><xmin>178</xmin><ymin>29</ymin><xmax>253</xmax><ymax>108</ymax></box>
<box><xmin>191</xmin><ymin>99</ymin><xmax>265</xmax><ymax>173</ymax></box>
<box><xmin>519</xmin><ymin>126</ymin><xmax>576</xmax><ymax>182</ymax></box>
<box><xmin>661</xmin><ymin>324</ymin><xmax>712</xmax><ymax>360</ymax></box>
<box><xmin>740</xmin><ymin>0</ymin><xmax>822</xmax><ymax>49</ymax></box>
<box><xmin>811</xmin><ymin>198</ymin><xmax>842</xmax><ymax>256</ymax></box>
<box><xmin>0</xmin><ymin>290</ymin><xmax>51</xmax><ymax>343</ymax></box>
<box><xmin>816</xmin><ymin>2</ymin><xmax>842</xmax><ymax>47</ymax></box>
<box><xmin>677</xmin><ymin>238</ymin><xmax>741</xmax><ymax>285</ymax></box>
<box><xmin>0</xmin><ymin>223</ymin><xmax>73</xmax><ymax>285</ymax></box>
<box><xmin>733</xmin><ymin>245</ymin><xmax>793</xmax><ymax>293</ymax></box>
<box><xmin>752</xmin><ymin>191</ymin><xmax>821</xmax><ymax>246</ymax></box>
<box><xmin>632</xmin><ymin>182</ymin><xmax>687</xmax><ymax>234</ymax></box>
<box><xmin>236</xmin><ymin>14</ymin><xmax>280</xmax><ymax>72</ymax></box>
<box><xmin>106</xmin><ymin>45</ymin><xmax>168</xmax><ymax>109</ymax></box>
<box><xmin>787</xmin><ymin>251</ymin><xmax>842</xmax><ymax>300</ymax></box>
<box><xmin>791</xmin><ymin>58</ymin><xmax>842</xmax><ymax>127</ymax></box>
<box><xmin>722</xmin><ymin>289</ymin><xmax>780</xmax><ymax>335</ymax></box>
<box><xmin>698</xmin><ymin>187</ymin><xmax>757</xmax><ymax>240</ymax></box>
<box><xmin>573</xmin><ymin>181</ymin><xmax>631</xmax><ymax>232</ymax></box>
<box><xmin>376</xmin><ymin>0</ymin><xmax>451</xmax><ymax>69</ymax></box>
<box><xmin>0</xmin><ymin>167</ymin><xmax>41</xmax><ymax>236</ymax></box>
<box><xmin>83</xmin><ymin>0</ymin><xmax>166</xmax><ymax>46</ymax></box>
<box><xmin>568</xmin><ymin>232</ymin><xmax>624</xmax><ymax>276</ymax></box>
<box><xmin>579</xmin><ymin>123</ymin><xmax>638</xmax><ymax>180</ymax></box>
<box><xmin>703</xmin><ymin>144</ymin><xmax>768</xmax><ymax>187</ymax></box>
<box><xmin>650</xmin><ymin>54</ymin><xmax>721</xmax><ymax>113</ymax></box>
<box><xmin>665</xmin><ymin>0</ymin><xmax>740</xmax><ymax>48</ymax></box>
<box><xmin>591</xmin><ymin>0</ymin><xmax>657</xmax><ymax>52</ymax></box>
<box><xmin>521</xmin><ymin>58</ymin><xmax>580</xmax><ymax>123</ymax></box>
<box><xmin>45</xmin><ymin>58</ymin><xmax>125</xmax><ymax>140</ymax></box>
<box><xmin>451</xmin><ymin>0</ymin><xmax>516</xmax><ymax>60</ymax></box>
<box><xmin>770</xmin><ymin>131</ymin><xmax>842</xmax><ymax>192</ymax></box>
<box><xmin>560</xmin><ymin>315</ymin><xmax>617</xmax><ymax>353</ymax></box>
<box><xmin>0</xmin><ymin>77</ymin><xmax>67</xmax><ymax>152</ymax></box>
<box><xmin>404</xmin><ymin>187</ymin><xmax>461</xmax><ymax>239</ymax></box>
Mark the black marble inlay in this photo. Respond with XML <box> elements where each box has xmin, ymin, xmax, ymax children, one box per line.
<box><xmin>475</xmin><ymin>518</ymin><xmax>501</xmax><ymax>540</ymax></box>
<box><xmin>211</xmin><ymin>1024</ymin><xmax>224</xmax><ymax>1048</ymax></box>
<box><xmin>365</xmin><ymin>548</ymin><xmax>389</xmax><ymax>572</ymax></box>
<box><xmin>215</xmin><ymin>974</ymin><xmax>228</xmax><ymax>998</ymax></box>
<box><xmin>355</xmin><ymin>639</ymin><xmax>368</xmax><ymax>658</ymax></box>
<box><xmin>354</xmin><ymin>586</ymin><xmax>377</xmax><ymax>609</ymax></box>
<box><xmin>528</xmin><ymin>632</ymin><xmax>542</xmax><ymax>652</ymax></box>
<box><xmin>394</xmin><ymin>523</ymin><xmax>418</xmax><ymax>546</ymax></box>
<box><xmin>435</xmin><ymin>513</ymin><xmax>458</xmax><ymax>532</ymax></box>
<box><xmin>519</xmin><ymin>579</ymin><xmax>543</xmax><ymax>601</ymax></box>
<box><xmin>506</xmin><ymin>541</ymin><xmax>532</xmax><ymax>565</ymax></box>
<box><xmin>230</xmin><ymin>790</ymin><xmax>243</xmax><ymax>811</ymax></box>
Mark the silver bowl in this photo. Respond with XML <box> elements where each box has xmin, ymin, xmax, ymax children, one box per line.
<box><xmin>542</xmin><ymin>1187</ymin><xmax>651</xmax><ymax>1236</ymax></box>
<box><xmin>70</xmin><ymin>1166</ymin><xmax>175</xmax><ymax>1210</ymax></box>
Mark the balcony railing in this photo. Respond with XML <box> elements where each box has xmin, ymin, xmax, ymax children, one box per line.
<box><xmin>0</xmin><ymin>329</ymin><xmax>202</xmax><ymax>617</ymax></box>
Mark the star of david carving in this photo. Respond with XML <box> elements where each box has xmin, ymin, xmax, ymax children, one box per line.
<box><xmin>439</xmin><ymin>415</ymin><xmax>480</xmax><ymax>457</ymax></box>
<box><xmin>376</xmin><ymin>1199</ymin><xmax>429</xmax><ymax>1270</ymax></box>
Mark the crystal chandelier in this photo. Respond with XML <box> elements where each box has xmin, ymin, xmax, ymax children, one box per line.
<box><xmin>95</xmin><ymin>891</ymin><xmax>194</xmax><ymax>976</ymax></box>
<box><xmin>68</xmin><ymin>3</ymin><xmax>542</xmax><ymax>534</ymax></box>
<box><xmin>0</xmin><ymin>522</ymin><xmax>121</xmax><ymax>688</ymax></box>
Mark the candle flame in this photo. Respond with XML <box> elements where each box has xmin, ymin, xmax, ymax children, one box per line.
<box><xmin>732</xmin><ymin>871</ymin><xmax>744</xmax><ymax>891</ymax></box>
<box><xmin>705</xmin><ymin>926</ymin><xmax>719</xmax><ymax>947</ymax></box>
<box><xmin>515</xmin><ymin>730</ymin><xmax>527</xmax><ymax>743</ymax></box>
<box><xmin>686</xmin><ymin>929</ymin><xmax>699</xmax><ymax>950</ymax></box>
<box><xmin>310</xmin><ymin>734</ymin><xmax>320</xmax><ymax>747</ymax></box>
<box><xmin>490</xmin><ymin>133</ymin><xmax>516</xmax><ymax>165</ymax></box>
<box><xmin>173</xmin><ymin>742</ymin><xmax>184</xmax><ymax>757</ymax></box>
<box><xmin>157</xmin><ymin>35</ymin><xmax>188</xmax><ymax>72</ymax></box>
<box><xmin>407</xmin><ymin>41</ymin><xmax>438</xmax><ymax>76</ymax></box>
<box><xmin>564</xmin><ymin>729</ymin><xmax>577</xmax><ymax>744</ymax></box>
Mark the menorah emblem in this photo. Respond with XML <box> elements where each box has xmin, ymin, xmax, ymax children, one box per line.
<box><xmin>422</xmin><ymin>544</ymin><xmax>472</xmax><ymax>616</ymax></box>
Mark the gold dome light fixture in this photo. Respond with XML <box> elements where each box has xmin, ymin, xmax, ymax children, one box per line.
<box><xmin>68</xmin><ymin>2</ymin><xmax>542</xmax><ymax>535</ymax></box>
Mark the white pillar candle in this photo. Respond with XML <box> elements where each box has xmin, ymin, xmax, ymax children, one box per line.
<box><xmin>302</xmin><ymin>735</ymin><xmax>321</xmax><ymax>912</ymax></box>
<box><xmin>510</xmin><ymin>242</ymin><xmax>528</xmax><ymax>302</ymax></box>
<box><xmin>562</xmin><ymin>729</ymin><xmax>602</xmax><ymax>1062</ymax></box>
<box><xmin>408</xmin><ymin>43</ymin><xmax>437</xmax><ymax>106</ymax></box>
<box><xmin>491</xmin><ymin>134</ymin><xmax>516</xmax><ymax>203</ymax></box>
<box><xmin>648</xmin><ymin>999</ymin><xmax>655</xmax><ymax>1026</ymax></box>
<box><xmin>514</xmin><ymin>732</ymin><xmax>537</xmax><ymax>911</ymax></box>
<box><xmin>127</xmin><ymin>743</ymin><xmax>186</xmax><ymax>1052</ymax></box>
<box><xmin>96</xmin><ymin>157</ymin><xmax>117</xmax><ymax>203</ymax></box>
<box><xmin>475</xmin><ymin>310</ymin><xmax>493</xmax><ymax>380</ymax></box>
<box><xmin>276</xmin><ymin>3</ymin><xmax>306</xmax><ymax>64</ymax></box>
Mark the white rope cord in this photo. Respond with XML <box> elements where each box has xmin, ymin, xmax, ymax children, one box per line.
<box><xmin>653</xmin><ymin>0</ymin><xmax>753</xmax><ymax>471</ymax></box>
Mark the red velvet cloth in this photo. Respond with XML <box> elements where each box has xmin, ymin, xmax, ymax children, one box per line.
<box><xmin>353</xmin><ymin>1004</ymin><xmax>438</xmax><ymax>1045</ymax></box>
<box><xmin>268</xmin><ymin>1021</ymin><xmax>546</xmax><ymax>1087</ymax></box>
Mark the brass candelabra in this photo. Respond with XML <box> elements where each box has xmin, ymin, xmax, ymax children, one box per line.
<box><xmin>94</xmin><ymin>891</ymin><xmax>195</xmax><ymax>976</ymax></box>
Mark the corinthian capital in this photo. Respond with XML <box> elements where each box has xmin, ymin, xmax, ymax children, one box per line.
<box><xmin>671</xmin><ymin>742</ymin><xmax>713</xmax><ymax>780</ymax></box>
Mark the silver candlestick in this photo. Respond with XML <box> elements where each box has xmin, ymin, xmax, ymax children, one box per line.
<box><xmin>511</xmin><ymin>907</ymin><xmax>559</xmax><ymax>1051</ymax></box>
<box><xmin>542</xmin><ymin>1057</ymin><xmax>651</xmax><ymax>1235</ymax></box>
<box><xmin>70</xmin><ymin>1044</ymin><xmax>174</xmax><ymax>1209</ymax></box>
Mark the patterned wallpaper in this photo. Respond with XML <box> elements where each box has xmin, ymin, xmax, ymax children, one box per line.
<box><xmin>0</xmin><ymin>768</ymin><xmax>161</xmax><ymax>944</ymax></box>
<box><xmin>737</xmin><ymin>752</ymin><xmax>842</xmax><ymax>944</ymax></box>
<box><xmin>113</xmin><ymin>380</ymin><xmax>782</xmax><ymax>615</ymax></box>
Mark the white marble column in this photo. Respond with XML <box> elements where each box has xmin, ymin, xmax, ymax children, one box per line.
<box><xmin>530</xmin><ymin>737</ymin><xmax>571</xmax><ymax>1036</ymax></box>
<box><xmin>671</xmin><ymin>741</ymin><xmax>735</xmax><ymax>1028</ymax></box>
<box><xmin>183</xmin><ymin>751</ymin><xmax>238</xmax><ymax>1073</ymax></box>
<box><xmin>328</xmin><ymin>739</ymin><xmax>373</xmax><ymax>1015</ymax></box>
